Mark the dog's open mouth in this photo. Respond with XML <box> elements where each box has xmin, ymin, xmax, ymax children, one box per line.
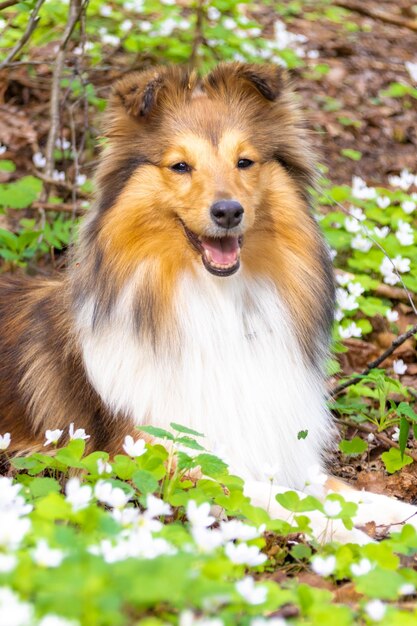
<box><xmin>182</xmin><ymin>223</ymin><xmax>242</xmax><ymax>277</ymax></box>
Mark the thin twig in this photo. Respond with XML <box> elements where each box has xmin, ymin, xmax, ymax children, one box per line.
<box><xmin>43</xmin><ymin>0</ymin><xmax>88</xmax><ymax>184</ymax></box>
<box><xmin>32</xmin><ymin>201</ymin><xmax>85</xmax><ymax>215</ymax></box>
<box><xmin>331</xmin><ymin>322</ymin><xmax>417</xmax><ymax>396</ymax></box>
<box><xmin>0</xmin><ymin>0</ymin><xmax>46</xmax><ymax>69</ymax></box>
<box><xmin>334</xmin><ymin>0</ymin><xmax>417</xmax><ymax>32</ymax></box>
<box><xmin>0</xmin><ymin>0</ymin><xmax>19</xmax><ymax>9</ymax></box>
<box><xmin>190</xmin><ymin>0</ymin><xmax>205</xmax><ymax>68</ymax></box>
<box><xmin>338</xmin><ymin>417</ymin><xmax>417</xmax><ymax>463</ymax></box>
<box><xmin>33</xmin><ymin>171</ymin><xmax>89</xmax><ymax>198</ymax></box>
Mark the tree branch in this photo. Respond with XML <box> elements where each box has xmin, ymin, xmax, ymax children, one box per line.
<box><xmin>0</xmin><ymin>0</ymin><xmax>46</xmax><ymax>69</ymax></box>
<box><xmin>334</xmin><ymin>0</ymin><xmax>417</xmax><ymax>32</ymax></box>
<box><xmin>331</xmin><ymin>323</ymin><xmax>417</xmax><ymax>396</ymax></box>
<box><xmin>0</xmin><ymin>0</ymin><xmax>20</xmax><ymax>10</ymax></box>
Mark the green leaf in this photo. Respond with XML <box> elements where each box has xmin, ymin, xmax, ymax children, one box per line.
<box><xmin>175</xmin><ymin>436</ymin><xmax>205</xmax><ymax>451</ymax></box>
<box><xmin>399</xmin><ymin>417</ymin><xmax>410</xmax><ymax>457</ymax></box>
<box><xmin>381</xmin><ymin>447</ymin><xmax>413</xmax><ymax>473</ymax></box>
<box><xmin>132</xmin><ymin>469</ymin><xmax>159</xmax><ymax>495</ymax></box>
<box><xmin>276</xmin><ymin>491</ymin><xmax>321</xmax><ymax>513</ymax></box>
<box><xmin>341</xmin><ymin>148</ymin><xmax>362</xmax><ymax>161</ymax></box>
<box><xmin>339</xmin><ymin>436</ymin><xmax>367</xmax><ymax>456</ymax></box>
<box><xmin>170</xmin><ymin>422</ymin><xmax>205</xmax><ymax>437</ymax></box>
<box><xmin>0</xmin><ymin>160</ymin><xmax>16</xmax><ymax>172</ymax></box>
<box><xmin>29</xmin><ymin>476</ymin><xmax>61</xmax><ymax>498</ymax></box>
<box><xmin>55</xmin><ymin>439</ymin><xmax>86</xmax><ymax>468</ymax></box>
<box><xmin>297</xmin><ymin>430</ymin><xmax>308</xmax><ymax>440</ymax></box>
<box><xmin>112</xmin><ymin>455</ymin><xmax>137</xmax><ymax>480</ymax></box>
<box><xmin>193</xmin><ymin>453</ymin><xmax>228</xmax><ymax>478</ymax></box>
<box><xmin>138</xmin><ymin>425</ymin><xmax>174</xmax><ymax>440</ymax></box>
<box><xmin>397</xmin><ymin>402</ymin><xmax>417</xmax><ymax>422</ymax></box>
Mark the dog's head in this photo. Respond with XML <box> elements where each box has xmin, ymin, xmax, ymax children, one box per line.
<box><xmin>92</xmin><ymin>63</ymin><xmax>316</xmax><ymax>278</ymax></box>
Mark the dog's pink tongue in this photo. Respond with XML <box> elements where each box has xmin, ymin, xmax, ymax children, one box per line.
<box><xmin>201</xmin><ymin>236</ymin><xmax>239</xmax><ymax>265</ymax></box>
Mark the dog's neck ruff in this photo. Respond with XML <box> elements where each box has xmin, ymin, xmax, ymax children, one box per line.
<box><xmin>76</xmin><ymin>265</ymin><xmax>332</xmax><ymax>489</ymax></box>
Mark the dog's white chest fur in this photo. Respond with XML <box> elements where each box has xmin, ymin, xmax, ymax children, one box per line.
<box><xmin>78</xmin><ymin>268</ymin><xmax>332</xmax><ymax>489</ymax></box>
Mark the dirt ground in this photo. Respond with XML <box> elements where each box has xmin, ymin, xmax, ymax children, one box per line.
<box><xmin>1</xmin><ymin>0</ymin><xmax>417</xmax><ymax>502</ymax></box>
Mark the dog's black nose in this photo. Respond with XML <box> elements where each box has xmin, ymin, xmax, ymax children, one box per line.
<box><xmin>210</xmin><ymin>200</ymin><xmax>244</xmax><ymax>229</ymax></box>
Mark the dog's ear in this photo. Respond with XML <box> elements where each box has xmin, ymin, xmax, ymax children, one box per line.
<box><xmin>204</xmin><ymin>62</ymin><xmax>285</xmax><ymax>102</ymax></box>
<box><xmin>111</xmin><ymin>66</ymin><xmax>195</xmax><ymax>119</ymax></box>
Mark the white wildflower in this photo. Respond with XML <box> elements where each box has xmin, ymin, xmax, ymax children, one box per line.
<box><xmin>102</xmin><ymin>34</ymin><xmax>120</xmax><ymax>47</ymax></box>
<box><xmin>399</xmin><ymin>583</ymin><xmax>415</xmax><ymax>596</ymax></box>
<box><xmin>402</xmin><ymin>200</ymin><xmax>416</xmax><ymax>214</ymax></box>
<box><xmin>97</xmin><ymin>458</ymin><xmax>112</xmax><ymax>475</ymax></box>
<box><xmin>111</xmin><ymin>507</ymin><xmax>139</xmax><ymax>526</ymax></box>
<box><xmin>32</xmin><ymin>539</ymin><xmax>64</xmax><ymax>568</ymax></box>
<box><xmin>386</xmin><ymin>309</ymin><xmax>399</xmax><ymax>322</ymax></box>
<box><xmin>344</xmin><ymin>217</ymin><xmax>361</xmax><ymax>233</ymax></box>
<box><xmin>0</xmin><ymin>554</ymin><xmax>17</xmax><ymax>573</ymax></box>
<box><xmin>0</xmin><ymin>587</ymin><xmax>34</xmax><ymax>626</ymax></box>
<box><xmin>374</xmin><ymin>226</ymin><xmax>389</xmax><ymax>238</ymax></box>
<box><xmin>323</xmin><ymin>499</ymin><xmax>342</xmax><ymax>517</ymax></box>
<box><xmin>159</xmin><ymin>17</ymin><xmax>177</xmax><ymax>36</ymax></box>
<box><xmin>376</xmin><ymin>196</ymin><xmax>390</xmax><ymax>209</ymax></box>
<box><xmin>367</xmin><ymin>433</ymin><xmax>375</xmax><ymax>442</ymax></box>
<box><xmin>120</xmin><ymin>19</ymin><xmax>132</xmax><ymax>33</ymax></box>
<box><xmin>222</xmin><ymin>17</ymin><xmax>237</xmax><ymax>29</ymax></box>
<box><xmin>393</xmin><ymin>359</ymin><xmax>407</xmax><ymax>375</ymax></box>
<box><xmin>68</xmin><ymin>423</ymin><xmax>90</xmax><ymax>441</ymax></box>
<box><xmin>351</xmin><ymin>558</ymin><xmax>372</xmax><ymax>576</ymax></box>
<box><xmin>225</xmin><ymin>542</ymin><xmax>267</xmax><ymax>567</ymax></box>
<box><xmin>389</xmin><ymin>169</ymin><xmax>415</xmax><ymax>191</ymax></box>
<box><xmin>0</xmin><ymin>144</ymin><xmax>7</xmax><ymax>155</ymax></box>
<box><xmin>235</xmin><ymin>576</ymin><xmax>268</xmax><ymax>605</ymax></box>
<box><xmin>187</xmin><ymin>501</ymin><xmax>215</xmax><ymax>528</ymax></box>
<box><xmin>338</xmin><ymin>322</ymin><xmax>362</xmax><ymax>339</ymax></box>
<box><xmin>207</xmin><ymin>6</ymin><xmax>221</xmax><ymax>20</ymax></box>
<box><xmin>347</xmin><ymin>282</ymin><xmax>364</xmax><ymax>297</ymax></box>
<box><xmin>32</xmin><ymin>152</ymin><xmax>46</xmax><ymax>168</ymax></box>
<box><xmin>0</xmin><ymin>513</ymin><xmax>31</xmax><ymax>550</ymax></box>
<box><xmin>191</xmin><ymin>527</ymin><xmax>224</xmax><ymax>552</ymax></box>
<box><xmin>306</xmin><ymin>49</ymin><xmax>319</xmax><ymax>59</ymax></box>
<box><xmin>122</xmin><ymin>435</ymin><xmax>146</xmax><ymax>457</ymax></box>
<box><xmin>94</xmin><ymin>480</ymin><xmax>130</xmax><ymax>509</ymax></box>
<box><xmin>392</xmin><ymin>427</ymin><xmax>400</xmax><ymax>442</ymax></box>
<box><xmin>311</xmin><ymin>555</ymin><xmax>336</xmax><ymax>577</ymax></box>
<box><xmin>44</xmin><ymin>429</ymin><xmax>63</xmax><ymax>446</ymax></box>
<box><xmin>396</xmin><ymin>219</ymin><xmax>414</xmax><ymax>246</ymax></box>
<box><xmin>99</xmin><ymin>4</ymin><xmax>112</xmax><ymax>16</ymax></box>
<box><xmin>55</xmin><ymin>138</ymin><xmax>71</xmax><ymax>151</ymax></box>
<box><xmin>364</xmin><ymin>599</ymin><xmax>386</xmax><ymax>621</ymax></box>
<box><xmin>52</xmin><ymin>170</ymin><xmax>65</xmax><ymax>182</ymax></box>
<box><xmin>405</xmin><ymin>61</ymin><xmax>417</xmax><ymax>83</ymax></box>
<box><xmin>75</xmin><ymin>174</ymin><xmax>86</xmax><ymax>186</ymax></box>
<box><xmin>380</xmin><ymin>255</ymin><xmax>410</xmax><ymax>285</ymax></box>
<box><xmin>65</xmin><ymin>477</ymin><xmax>92</xmax><ymax>512</ymax></box>
<box><xmin>0</xmin><ymin>433</ymin><xmax>10</xmax><ymax>451</ymax></box>
<box><xmin>351</xmin><ymin>234</ymin><xmax>372</xmax><ymax>252</ymax></box>
<box><xmin>145</xmin><ymin>494</ymin><xmax>172</xmax><ymax>518</ymax></box>
<box><xmin>220</xmin><ymin>520</ymin><xmax>262</xmax><ymax>542</ymax></box>
<box><xmin>0</xmin><ymin>478</ymin><xmax>31</xmax><ymax>516</ymax></box>
<box><xmin>352</xmin><ymin>177</ymin><xmax>376</xmax><ymax>200</ymax></box>
<box><xmin>140</xmin><ymin>21</ymin><xmax>152</xmax><ymax>32</ymax></box>
<box><xmin>349</xmin><ymin>206</ymin><xmax>366</xmax><ymax>221</ymax></box>
<box><xmin>336</xmin><ymin>273</ymin><xmax>350</xmax><ymax>286</ymax></box>
<box><xmin>336</xmin><ymin>288</ymin><xmax>358</xmax><ymax>311</ymax></box>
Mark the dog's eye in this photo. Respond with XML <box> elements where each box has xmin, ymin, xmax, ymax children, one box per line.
<box><xmin>237</xmin><ymin>159</ymin><xmax>254</xmax><ymax>169</ymax></box>
<box><xmin>170</xmin><ymin>162</ymin><xmax>191</xmax><ymax>173</ymax></box>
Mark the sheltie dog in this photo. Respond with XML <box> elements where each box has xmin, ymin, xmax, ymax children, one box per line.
<box><xmin>1</xmin><ymin>63</ymin><xmax>416</xmax><ymax>542</ymax></box>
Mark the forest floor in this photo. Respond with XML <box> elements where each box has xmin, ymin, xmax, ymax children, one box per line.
<box><xmin>1</xmin><ymin>0</ymin><xmax>417</xmax><ymax>502</ymax></box>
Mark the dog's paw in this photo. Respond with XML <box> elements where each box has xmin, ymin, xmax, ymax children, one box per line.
<box><xmin>338</xmin><ymin>489</ymin><xmax>417</xmax><ymax>534</ymax></box>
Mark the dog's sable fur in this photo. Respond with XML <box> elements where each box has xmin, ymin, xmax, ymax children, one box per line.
<box><xmin>0</xmin><ymin>63</ymin><xmax>335</xmax><ymax>480</ymax></box>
